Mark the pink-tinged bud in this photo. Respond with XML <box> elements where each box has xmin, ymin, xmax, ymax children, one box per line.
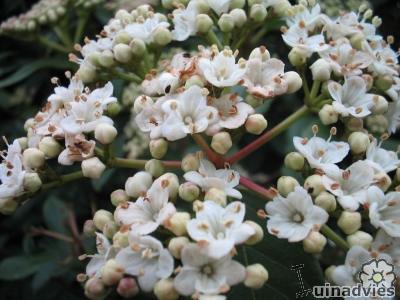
<box><xmin>101</xmin><ymin>259</ymin><xmax>124</xmax><ymax>286</ymax></box>
<box><xmin>23</xmin><ymin>148</ymin><xmax>45</xmax><ymax>169</ymax></box>
<box><xmin>181</xmin><ymin>153</ymin><xmax>200</xmax><ymax>172</ymax></box>
<box><xmin>165</xmin><ymin>212</ymin><xmax>190</xmax><ymax>236</ymax></box>
<box><xmin>154</xmin><ymin>278</ymin><xmax>179</xmax><ymax>300</ymax></box>
<box><xmin>211</xmin><ymin>132</ymin><xmax>232</xmax><ymax>155</ymax></box>
<box><xmin>84</xmin><ymin>277</ymin><xmax>106</xmax><ymax>299</ymax></box>
<box><xmin>168</xmin><ymin>237</ymin><xmax>190</xmax><ymax>259</ymax></box>
<box><xmin>303</xmin><ymin>231</ymin><xmax>327</xmax><ymax>254</ymax></box>
<box><xmin>83</xmin><ymin>219</ymin><xmax>96</xmax><ymax>236</ymax></box>
<box><xmin>149</xmin><ymin>138</ymin><xmax>168</xmax><ymax>159</ymax></box>
<box><xmin>110</xmin><ymin>189</ymin><xmax>129</xmax><ymax>206</ymax></box>
<box><xmin>117</xmin><ymin>277</ymin><xmax>139</xmax><ymax>298</ymax></box>
<box><xmin>244</xmin><ymin>264</ymin><xmax>269</xmax><ymax>289</ymax></box>
<box><xmin>245</xmin><ymin>114</ymin><xmax>268</xmax><ymax>135</ymax></box>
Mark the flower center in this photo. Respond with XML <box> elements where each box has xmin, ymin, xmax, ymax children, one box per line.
<box><xmin>202</xmin><ymin>264</ymin><xmax>214</xmax><ymax>276</ymax></box>
<box><xmin>292</xmin><ymin>213</ymin><xmax>304</xmax><ymax>223</ymax></box>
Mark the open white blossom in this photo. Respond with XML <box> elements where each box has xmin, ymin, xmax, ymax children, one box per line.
<box><xmin>367</xmin><ymin>186</ymin><xmax>400</xmax><ymax>238</ymax></box>
<box><xmin>86</xmin><ymin>233</ymin><xmax>115</xmax><ymax>278</ymax></box>
<box><xmin>115</xmin><ymin>182</ymin><xmax>176</xmax><ymax>235</ymax></box>
<box><xmin>322</xmin><ymin>160</ymin><xmax>374</xmax><ymax>211</ymax></box>
<box><xmin>184</xmin><ymin>159</ymin><xmax>242</xmax><ymax>199</ymax></box>
<box><xmin>125</xmin><ymin>14</ymin><xmax>170</xmax><ymax>44</ymax></box>
<box><xmin>198</xmin><ymin>50</ymin><xmax>246</xmax><ymax>88</ymax></box>
<box><xmin>187</xmin><ymin>200</ymin><xmax>254</xmax><ymax>258</ymax></box>
<box><xmin>366</xmin><ymin>139</ymin><xmax>400</xmax><ymax>173</ymax></box>
<box><xmin>58</xmin><ymin>134</ymin><xmax>95</xmax><ymax>166</ymax></box>
<box><xmin>161</xmin><ymin>86</ymin><xmax>218</xmax><ymax>141</ymax></box>
<box><xmin>205</xmin><ymin>0</ymin><xmax>231</xmax><ymax>15</ymax></box>
<box><xmin>282</xmin><ymin>25</ymin><xmax>328</xmax><ymax>56</ymax></box>
<box><xmin>293</xmin><ymin>135</ymin><xmax>349</xmax><ymax>170</ymax></box>
<box><xmin>371</xmin><ymin>229</ymin><xmax>400</xmax><ymax>276</ymax></box>
<box><xmin>328</xmin><ymin>76</ymin><xmax>375</xmax><ymax>118</ymax></box>
<box><xmin>171</xmin><ymin>1</ymin><xmax>198</xmax><ymax>41</ymax></box>
<box><xmin>265</xmin><ymin>186</ymin><xmax>329</xmax><ymax>242</ymax></box>
<box><xmin>174</xmin><ymin>243</ymin><xmax>245</xmax><ymax>296</ymax></box>
<box><xmin>115</xmin><ymin>234</ymin><xmax>174</xmax><ymax>292</ymax></box>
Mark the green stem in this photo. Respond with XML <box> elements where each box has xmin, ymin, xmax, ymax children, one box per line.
<box><xmin>42</xmin><ymin>171</ymin><xmax>84</xmax><ymax>190</ymax></box>
<box><xmin>205</xmin><ymin>30</ymin><xmax>223</xmax><ymax>50</ymax></box>
<box><xmin>320</xmin><ymin>224</ymin><xmax>349</xmax><ymax>251</ymax></box>
<box><xmin>227</xmin><ymin>105</ymin><xmax>310</xmax><ymax>164</ymax></box>
<box><xmin>53</xmin><ymin>25</ymin><xmax>73</xmax><ymax>48</ymax></box>
<box><xmin>111</xmin><ymin>69</ymin><xmax>142</xmax><ymax>83</ymax></box>
<box><xmin>74</xmin><ymin>12</ymin><xmax>89</xmax><ymax>43</ymax></box>
<box><xmin>309</xmin><ymin>80</ymin><xmax>321</xmax><ymax>103</ymax></box>
<box><xmin>38</xmin><ymin>36</ymin><xmax>71</xmax><ymax>53</ymax></box>
<box><xmin>109</xmin><ymin>157</ymin><xmax>181</xmax><ymax>170</ymax></box>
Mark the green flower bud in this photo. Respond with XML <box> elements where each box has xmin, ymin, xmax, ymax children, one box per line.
<box><xmin>153</xmin><ymin>27</ymin><xmax>172</xmax><ymax>46</ymax></box>
<box><xmin>196</xmin><ymin>14</ymin><xmax>213</xmax><ymax>34</ymax></box>
<box><xmin>250</xmin><ymin>4</ymin><xmax>267</xmax><ymax>22</ymax></box>
<box><xmin>218</xmin><ymin>14</ymin><xmax>234</xmax><ymax>33</ymax></box>
<box><xmin>23</xmin><ymin>172</ymin><xmax>42</xmax><ymax>193</ymax></box>
<box><xmin>145</xmin><ymin>159</ymin><xmax>165</xmax><ymax>178</ymax></box>
<box><xmin>114</xmin><ymin>44</ymin><xmax>133</xmax><ymax>63</ymax></box>
<box><xmin>284</xmin><ymin>152</ymin><xmax>305</xmax><ymax>171</ymax></box>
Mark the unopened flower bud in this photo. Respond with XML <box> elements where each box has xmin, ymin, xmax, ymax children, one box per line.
<box><xmin>93</xmin><ymin>209</ymin><xmax>114</xmax><ymax>231</ymax></box>
<box><xmin>23</xmin><ymin>148</ymin><xmax>45</xmax><ymax>169</ymax></box>
<box><xmin>325</xmin><ymin>265</ymin><xmax>336</xmax><ymax>284</ymax></box>
<box><xmin>125</xmin><ymin>171</ymin><xmax>153</xmax><ymax>198</ymax></box>
<box><xmin>288</xmin><ymin>47</ymin><xmax>307</xmax><ymax>67</ymax></box>
<box><xmin>38</xmin><ymin>137</ymin><xmax>62</xmax><ymax>158</ymax></box>
<box><xmin>245</xmin><ymin>114</ymin><xmax>268</xmax><ymax>135</ymax></box>
<box><xmin>168</xmin><ymin>237</ymin><xmax>190</xmax><ymax>259</ymax></box>
<box><xmin>211</xmin><ymin>132</ymin><xmax>232</xmax><ymax>155</ymax></box>
<box><xmin>179</xmin><ymin>182</ymin><xmax>200</xmax><ymax>202</ymax></box>
<box><xmin>0</xmin><ymin>198</ymin><xmax>18</xmax><ymax>215</ymax></box>
<box><xmin>17</xmin><ymin>137</ymin><xmax>28</xmax><ymax>150</ymax></box>
<box><xmin>115</xmin><ymin>9</ymin><xmax>134</xmax><ymax>23</ymax></box>
<box><xmin>277</xmin><ymin>176</ymin><xmax>299</xmax><ymax>197</ymax></box>
<box><xmin>283</xmin><ymin>71</ymin><xmax>302</xmax><ymax>94</ymax></box>
<box><xmin>83</xmin><ymin>220</ymin><xmax>96</xmax><ymax>236</ymax></box>
<box><xmin>371</xmin><ymin>95</ymin><xmax>388</xmax><ymax>114</ymax></box>
<box><xmin>345</xmin><ymin>117</ymin><xmax>364</xmax><ymax>132</ymax></box>
<box><xmin>304</xmin><ymin>175</ymin><xmax>325</xmax><ymax>197</ymax></box>
<box><xmin>284</xmin><ymin>152</ymin><xmax>305</xmax><ymax>171</ymax></box>
<box><xmin>318</xmin><ymin>104</ymin><xmax>339</xmax><ymax>125</ymax></box>
<box><xmin>347</xmin><ymin>230</ymin><xmax>373</xmax><ymax>249</ymax></box>
<box><xmin>102</xmin><ymin>259</ymin><xmax>124</xmax><ymax>286</ymax></box>
<box><xmin>245</xmin><ymin>220</ymin><xmax>264</xmax><ymax>245</ymax></box>
<box><xmin>145</xmin><ymin>159</ymin><xmax>165</xmax><ymax>178</ymax></box>
<box><xmin>338</xmin><ymin>211</ymin><xmax>361</xmax><ymax>235</ymax></box>
<box><xmin>362</xmin><ymin>74</ymin><xmax>374</xmax><ymax>91</ymax></box>
<box><xmin>156</xmin><ymin>173</ymin><xmax>179</xmax><ymax>200</ymax></box>
<box><xmin>230</xmin><ymin>0</ymin><xmax>245</xmax><ymax>9</ymax></box>
<box><xmin>250</xmin><ymin>4</ymin><xmax>267</xmax><ymax>22</ymax></box>
<box><xmin>205</xmin><ymin>187</ymin><xmax>227</xmax><ymax>206</ymax></box>
<box><xmin>165</xmin><ymin>212</ymin><xmax>190</xmax><ymax>236</ymax></box>
<box><xmin>77</xmin><ymin>65</ymin><xmax>97</xmax><ymax>83</ymax></box>
<box><xmin>303</xmin><ymin>231</ymin><xmax>327</xmax><ymax>254</ymax></box>
<box><xmin>154</xmin><ymin>278</ymin><xmax>179</xmax><ymax>300</ymax></box>
<box><xmin>84</xmin><ymin>277</ymin><xmax>106</xmax><ymax>299</ymax></box>
<box><xmin>82</xmin><ymin>157</ymin><xmax>106</xmax><ymax>179</ymax></box>
<box><xmin>350</xmin><ymin>33</ymin><xmax>364</xmax><ymax>50</ymax></box>
<box><xmin>117</xmin><ymin>277</ymin><xmax>139</xmax><ymax>298</ymax></box>
<box><xmin>114</xmin><ymin>44</ymin><xmax>132</xmax><ymax>63</ymax></box>
<box><xmin>229</xmin><ymin>9</ymin><xmax>247</xmax><ymax>27</ymax></box>
<box><xmin>196</xmin><ymin>14</ymin><xmax>213</xmax><ymax>33</ymax></box>
<box><xmin>103</xmin><ymin>221</ymin><xmax>118</xmax><ymax>239</ymax></box>
<box><xmin>153</xmin><ymin>27</ymin><xmax>172</xmax><ymax>46</ymax></box>
<box><xmin>130</xmin><ymin>38</ymin><xmax>146</xmax><ymax>57</ymax></box>
<box><xmin>314</xmin><ymin>191</ymin><xmax>336</xmax><ymax>212</ymax></box>
<box><xmin>23</xmin><ymin>172</ymin><xmax>42</xmax><ymax>193</ymax></box>
<box><xmin>111</xmin><ymin>189</ymin><xmax>129</xmax><ymax>206</ymax></box>
<box><xmin>148</xmin><ymin>138</ymin><xmax>168</xmax><ymax>159</ymax></box>
<box><xmin>249</xmin><ymin>46</ymin><xmax>271</xmax><ymax>62</ymax></box>
<box><xmin>113</xmin><ymin>231</ymin><xmax>129</xmax><ymax>248</ymax></box>
<box><xmin>310</xmin><ymin>59</ymin><xmax>332</xmax><ymax>81</ymax></box>
<box><xmin>271</xmin><ymin>0</ymin><xmax>291</xmax><ymax>16</ymax></box>
<box><xmin>374</xmin><ymin>172</ymin><xmax>391</xmax><ymax>192</ymax></box>
<box><xmin>348</xmin><ymin>132</ymin><xmax>370</xmax><ymax>154</ymax></box>
<box><xmin>218</xmin><ymin>14</ymin><xmax>234</xmax><ymax>32</ymax></box>
<box><xmin>244</xmin><ymin>264</ymin><xmax>269</xmax><ymax>289</ymax></box>
<box><xmin>181</xmin><ymin>153</ymin><xmax>200</xmax><ymax>172</ymax></box>
<box><xmin>107</xmin><ymin>102</ymin><xmax>122</xmax><ymax>117</ymax></box>
<box><xmin>99</xmin><ymin>50</ymin><xmax>115</xmax><ymax>68</ymax></box>
<box><xmin>95</xmin><ymin>124</ymin><xmax>117</xmax><ymax>145</ymax></box>
<box><xmin>372</xmin><ymin>16</ymin><xmax>382</xmax><ymax>27</ymax></box>
<box><xmin>114</xmin><ymin>31</ymin><xmax>132</xmax><ymax>45</ymax></box>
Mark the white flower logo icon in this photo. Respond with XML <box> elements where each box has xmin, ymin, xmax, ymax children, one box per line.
<box><xmin>359</xmin><ymin>259</ymin><xmax>396</xmax><ymax>288</ymax></box>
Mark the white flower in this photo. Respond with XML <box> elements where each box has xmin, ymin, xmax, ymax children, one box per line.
<box><xmin>48</xmin><ymin>77</ymin><xmax>84</xmax><ymax>108</ymax></box>
<box><xmin>322</xmin><ymin>160</ymin><xmax>374</xmax><ymax>211</ymax></box>
<box><xmin>0</xmin><ymin>140</ymin><xmax>25</xmax><ymax>199</ymax></box>
<box><xmin>205</xmin><ymin>0</ymin><xmax>231</xmax><ymax>15</ymax></box>
<box><xmin>328</xmin><ymin>76</ymin><xmax>375</xmax><ymax>118</ymax></box>
<box><xmin>265</xmin><ymin>186</ymin><xmax>329</xmax><ymax>242</ymax></box>
<box><xmin>184</xmin><ymin>159</ymin><xmax>242</xmax><ymax>199</ymax></box>
<box><xmin>115</xmin><ymin>235</ymin><xmax>174</xmax><ymax>292</ymax></box>
<box><xmin>207</xmin><ymin>93</ymin><xmax>254</xmax><ymax>133</ymax></box>
<box><xmin>86</xmin><ymin>233</ymin><xmax>115</xmax><ymax>277</ymax></box>
<box><xmin>60</xmin><ymin>82</ymin><xmax>117</xmax><ymax>134</ymax></box>
<box><xmin>363</xmin><ymin>41</ymin><xmax>399</xmax><ymax>77</ymax></box>
<box><xmin>282</xmin><ymin>25</ymin><xmax>328</xmax><ymax>56</ymax></box>
<box><xmin>366</xmin><ymin>139</ymin><xmax>400</xmax><ymax>173</ymax></box>
<box><xmin>161</xmin><ymin>86</ymin><xmax>218</xmax><ymax>141</ymax></box>
<box><xmin>293</xmin><ymin>135</ymin><xmax>349</xmax><ymax>170</ymax></box>
<box><xmin>125</xmin><ymin>14</ymin><xmax>170</xmax><ymax>44</ymax></box>
<box><xmin>331</xmin><ymin>245</ymin><xmax>392</xmax><ymax>288</ymax></box>
<box><xmin>198</xmin><ymin>50</ymin><xmax>246</xmax><ymax>88</ymax></box>
<box><xmin>187</xmin><ymin>201</ymin><xmax>254</xmax><ymax>258</ymax></box>
<box><xmin>286</xmin><ymin>4</ymin><xmax>328</xmax><ymax>31</ymax></box>
<box><xmin>174</xmin><ymin>243</ymin><xmax>245</xmax><ymax>296</ymax></box>
<box><xmin>371</xmin><ymin>229</ymin><xmax>400</xmax><ymax>276</ymax></box>
<box><xmin>115</xmin><ymin>183</ymin><xmax>176</xmax><ymax>235</ymax></box>
<box><xmin>367</xmin><ymin>186</ymin><xmax>400</xmax><ymax>238</ymax></box>
<box><xmin>172</xmin><ymin>2</ymin><xmax>198</xmax><ymax>41</ymax></box>
<box><xmin>58</xmin><ymin>134</ymin><xmax>95</xmax><ymax>166</ymax></box>
<box><xmin>141</xmin><ymin>72</ymin><xmax>180</xmax><ymax>96</ymax></box>
<box><xmin>135</xmin><ymin>96</ymin><xmax>168</xmax><ymax>140</ymax></box>
<box><xmin>385</xmin><ymin>101</ymin><xmax>400</xmax><ymax>134</ymax></box>
<box><xmin>243</xmin><ymin>58</ymin><xmax>289</xmax><ymax>99</ymax></box>
<box><xmin>320</xmin><ymin>43</ymin><xmax>372</xmax><ymax>76</ymax></box>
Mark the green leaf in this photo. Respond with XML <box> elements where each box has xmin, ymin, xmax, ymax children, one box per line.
<box><xmin>229</xmin><ymin>192</ymin><xmax>324</xmax><ymax>300</ymax></box>
<box><xmin>0</xmin><ymin>253</ymin><xmax>51</xmax><ymax>281</ymax></box>
<box><xmin>31</xmin><ymin>262</ymin><xmax>59</xmax><ymax>291</ymax></box>
<box><xmin>0</xmin><ymin>58</ymin><xmax>74</xmax><ymax>88</ymax></box>
<box><xmin>43</xmin><ymin>196</ymin><xmax>69</xmax><ymax>234</ymax></box>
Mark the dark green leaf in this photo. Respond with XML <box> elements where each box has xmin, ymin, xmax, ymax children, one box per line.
<box><xmin>43</xmin><ymin>196</ymin><xmax>69</xmax><ymax>234</ymax></box>
<box><xmin>0</xmin><ymin>253</ymin><xmax>51</xmax><ymax>281</ymax></box>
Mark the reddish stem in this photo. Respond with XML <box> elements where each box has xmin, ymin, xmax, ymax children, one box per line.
<box><xmin>163</xmin><ymin>160</ymin><xmax>182</xmax><ymax>169</ymax></box>
<box><xmin>191</xmin><ymin>134</ymin><xmax>224</xmax><ymax>167</ymax></box>
<box><xmin>227</xmin><ymin>106</ymin><xmax>309</xmax><ymax>165</ymax></box>
<box><xmin>239</xmin><ymin>176</ymin><xmax>276</xmax><ymax>200</ymax></box>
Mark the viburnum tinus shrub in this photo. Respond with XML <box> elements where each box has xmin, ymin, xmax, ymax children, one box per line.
<box><xmin>1</xmin><ymin>0</ymin><xmax>400</xmax><ymax>299</ymax></box>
